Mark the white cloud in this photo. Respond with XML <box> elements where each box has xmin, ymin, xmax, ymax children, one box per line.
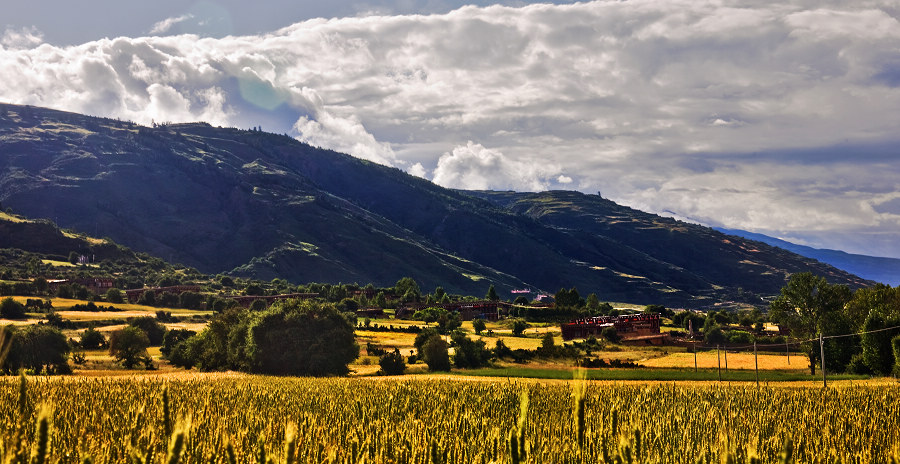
<box><xmin>432</xmin><ymin>142</ymin><xmax>561</xmax><ymax>191</ymax></box>
<box><xmin>1</xmin><ymin>27</ymin><xmax>43</xmax><ymax>49</ymax></box>
<box><xmin>1</xmin><ymin>1</ymin><xmax>900</xmax><ymax>255</ymax></box>
<box><xmin>150</xmin><ymin>14</ymin><xmax>195</xmax><ymax>35</ymax></box>
<box><xmin>407</xmin><ymin>162</ymin><xmax>427</xmax><ymax>178</ymax></box>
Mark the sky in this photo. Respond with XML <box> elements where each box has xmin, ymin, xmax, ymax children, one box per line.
<box><xmin>2</xmin><ymin>0</ymin><xmax>900</xmax><ymax>259</ymax></box>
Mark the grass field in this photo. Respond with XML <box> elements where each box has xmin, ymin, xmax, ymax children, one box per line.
<box><xmin>2</xmin><ymin>376</ymin><xmax>898</xmax><ymax>463</ymax></box>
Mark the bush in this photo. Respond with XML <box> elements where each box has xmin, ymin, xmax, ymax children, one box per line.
<box><xmin>600</xmin><ymin>327</ymin><xmax>621</xmax><ymax>343</ymax></box>
<box><xmin>105</xmin><ymin>288</ymin><xmax>124</xmax><ymax>304</ymax></box>
<box><xmin>378</xmin><ymin>348</ymin><xmax>407</xmax><ymax>375</ymax></box>
<box><xmin>129</xmin><ymin>316</ymin><xmax>167</xmax><ymax>346</ymax></box>
<box><xmin>704</xmin><ymin>326</ymin><xmax>726</xmax><ymax>345</ymax></box>
<box><xmin>511</xmin><ymin>319</ymin><xmax>529</xmax><ymax>336</ymax></box>
<box><xmin>472</xmin><ymin>318</ymin><xmax>487</xmax><ymax>335</ymax></box>
<box><xmin>727</xmin><ymin>330</ymin><xmax>754</xmax><ymax>345</ymax></box>
<box><xmin>80</xmin><ymin>327</ymin><xmax>107</xmax><ymax>349</ymax></box>
<box><xmin>421</xmin><ymin>335</ymin><xmax>451</xmax><ymax>371</ymax></box>
<box><xmin>109</xmin><ymin>326</ymin><xmax>151</xmax><ymax>369</ymax></box>
<box><xmin>0</xmin><ymin>297</ymin><xmax>26</xmax><ymax>319</ymax></box>
<box><xmin>893</xmin><ymin>335</ymin><xmax>900</xmax><ymax>378</ymax></box>
<box><xmin>414</xmin><ymin>328</ymin><xmax>440</xmax><ymax>352</ymax></box>
<box><xmin>451</xmin><ymin>332</ymin><xmax>491</xmax><ymax>369</ymax></box>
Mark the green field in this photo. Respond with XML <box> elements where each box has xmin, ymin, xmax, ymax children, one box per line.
<box><xmin>3</xmin><ymin>376</ymin><xmax>899</xmax><ymax>463</ymax></box>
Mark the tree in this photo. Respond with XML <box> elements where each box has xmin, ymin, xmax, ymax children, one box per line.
<box><xmin>601</xmin><ymin>326</ymin><xmax>621</xmax><ymax>344</ymax></box>
<box><xmin>860</xmin><ymin>311</ymin><xmax>900</xmax><ymax>375</ymax></box>
<box><xmin>243</xmin><ymin>301</ymin><xmax>359</xmax><ymax>376</ymax></box>
<box><xmin>395</xmin><ymin>277</ymin><xmax>420</xmax><ymax>301</ymax></box>
<box><xmin>33</xmin><ymin>277</ymin><xmax>48</xmax><ymax>295</ymax></box>
<box><xmin>129</xmin><ymin>316</ymin><xmax>166</xmax><ymax>346</ymax></box>
<box><xmin>0</xmin><ymin>297</ymin><xmax>26</xmax><ymax>319</ymax></box>
<box><xmin>421</xmin><ymin>335</ymin><xmax>451</xmax><ymax>371</ymax></box>
<box><xmin>3</xmin><ymin>325</ymin><xmax>72</xmax><ymax>374</ymax></box>
<box><xmin>414</xmin><ymin>327</ymin><xmax>440</xmax><ymax>352</ymax></box>
<box><xmin>704</xmin><ymin>326</ymin><xmax>726</xmax><ymax>345</ymax></box>
<box><xmin>68</xmin><ymin>251</ymin><xmax>80</xmax><ymax>265</ymax></box>
<box><xmin>486</xmin><ymin>285</ymin><xmax>499</xmax><ymax>301</ymax></box>
<box><xmin>109</xmin><ymin>326</ymin><xmax>151</xmax><ymax>369</ymax></box>
<box><xmin>585</xmin><ymin>293</ymin><xmax>600</xmax><ymax>311</ymax></box>
<box><xmin>472</xmin><ymin>318</ymin><xmax>487</xmax><ymax>335</ymax></box>
<box><xmin>79</xmin><ymin>327</ymin><xmax>107</xmax><ymax>349</ymax></box>
<box><xmin>105</xmin><ymin>288</ymin><xmax>124</xmax><ymax>304</ymax></box>
<box><xmin>512</xmin><ymin>319</ymin><xmax>529</xmax><ymax>336</ymax></box>
<box><xmin>769</xmin><ymin>272</ymin><xmax>852</xmax><ymax>375</ymax></box>
<box><xmin>539</xmin><ymin>332</ymin><xmax>557</xmax><ymax>356</ymax></box>
<box><xmin>378</xmin><ymin>348</ymin><xmax>407</xmax><ymax>375</ymax></box>
<box><xmin>374</xmin><ymin>292</ymin><xmax>388</xmax><ymax>308</ymax></box>
<box><xmin>451</xmin><ymin>332</ymin><xmax>491</xmax><ymax>368</ymax></box>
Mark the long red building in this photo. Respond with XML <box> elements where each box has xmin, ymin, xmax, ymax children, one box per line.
<box><xmin>561</xmin><ymin>313</ymin><xmax>662</xmax><ymax>341</ymax></box>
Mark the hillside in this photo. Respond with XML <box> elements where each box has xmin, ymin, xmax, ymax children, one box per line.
<box><xmin>715</xmin><ymin>228</ymin><xmax>900</xmax><ymax>286</ymax></box>
<box><xmin>0</xmin><ymin>103</ymin><xmax>869</xmax><ymax>305</ymax></box>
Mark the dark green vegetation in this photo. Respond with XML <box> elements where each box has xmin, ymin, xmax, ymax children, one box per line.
<box><xmin>0</xmin><ymin>103</ymin><xmax>868</xmax><ymax>304</ymax></box>
<box><xmin>770</xmin><ymin>273</ymin><xmax>900</xmax><ymax>376</ymax></box>
<box><xmin>169</xmin><ymin>299</ymin><xmax>359</xmax><ymax>376</ymax></box>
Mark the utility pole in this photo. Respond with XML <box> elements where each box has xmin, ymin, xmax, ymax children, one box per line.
<box><xmin>717</xmin><ymin>345</ymin><xmax>721</xmax><ymax>382</ymax></box>
<box><xmin>754</xmin><ymin>341</ymin><xmax>759</xmax><ymax>387</ymax></box>
<box><xmin>724</xmin><ymin>343</ymin><xmax>728</xmax><ymax>372</ymax></box>
<box><xmin>820</xmin><ymin>333</ymin><xmax>826</xmax><ymax>388</ymax></box>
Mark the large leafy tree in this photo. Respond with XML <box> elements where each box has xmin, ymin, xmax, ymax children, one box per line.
<box><xmin>172</xmin><ymin>300</ymin><xmax>359</xmax><ymax>376</ymax></box>
<box><xmin>769</xmin><ymin>272</ymin><xmax>852</xmax><ymax>374</ymax></box>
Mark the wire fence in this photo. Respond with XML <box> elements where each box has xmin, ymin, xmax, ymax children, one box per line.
<box><xmin>685</xmin><ymin>323</ymin><xmax>900</xmax><ymax>387</ymax></box>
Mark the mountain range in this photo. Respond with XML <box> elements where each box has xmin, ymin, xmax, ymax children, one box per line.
<box><xmin>715</xmin><ymin>228</ymin><xmax>900</xmax><ymax>286</ymax></box>
<box><xmin>0</xmin><ymin>103</ymin><xmax>870</xmax><ymax>305</ymax></box>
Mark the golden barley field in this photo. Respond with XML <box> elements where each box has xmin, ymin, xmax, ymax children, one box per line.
<box><xmin>2</xmin><ymin>375</ymin><xmax>899</xmax><ymax>464</ymax></box>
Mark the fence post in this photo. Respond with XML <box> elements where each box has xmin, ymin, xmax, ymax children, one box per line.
<box><xmin>717</xmin><ymin>345</ymin><xmax>721</xmax><ymax>382</ymax></box>
<box><xmin>724</xmin><ymin>342</ymin><xmax>728</xmax><ymax>372</ymax></box>
<box><xmin>693</xmin><ymin>340</ymin><xmax>698</xmax><ymax>372</ymax></box>
<box><xmin>754</xmin><ymin>341</ymin><xmax>759</xmax><ymax>387</ymax></box>
<box><xmin>820</xmin><ymin>333</ymin><xmax>826</xmax><ymax>388</ymax></box>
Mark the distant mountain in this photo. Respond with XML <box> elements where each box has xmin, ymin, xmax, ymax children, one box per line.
<box><xmin>0</xmin><ymin>103</ymin><xmax>870</xmax><ymax>305</ymax></box>
<box><xmin>715</xmin><ymin>228</ymin><xmax>900</xmax><ymax>286</ymax></box>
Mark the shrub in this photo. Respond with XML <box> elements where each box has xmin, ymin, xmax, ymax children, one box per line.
<box><xmin>451</xmin><ymin>332</ymin><xmax>491</xmax><ymax>369</ymax></box>
<box><xmin>378</xmin><ymin>348</ymin><xmax>407</xmax><ymax>375</ymax></box>
<box><xmin>105</xmin><ymin>288</ymin><xmax>124</xmax><ymax>304</ymax></box>
<box><xmin>79</xmin><ymin>327</ymin><xmax>107</xmax><ymax>349</ymax></box>
<box><xmin>0</xmin><ymin>297</ymin><xmax>26</xmax><ymax>319</ymax></box>
<box><xmin>893</xmin><ymin>335</ymin><xmax>900</xmax><ymax>378</ymax></box>
<box><xmin>511</xmin><ymin>319</ymin><xmax>529</xmax><ymax>336</ymax></box>
<box><xmin>601</xmin><ymin>327</ymin><xmax>621</xmax><ymax>344</ymax></box>
<box><xmin>704</xmin><ymin>326</ymin><xmax>726</xmax><ymax>345</ymax></box>
<box><xmin>472</xmin><ymin>318</ymin><xmax>487</xmax><ymax>335</ymax></box>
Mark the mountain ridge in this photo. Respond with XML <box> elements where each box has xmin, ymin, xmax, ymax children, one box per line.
<box><xmin>0</xmin><ymin>103</ymin><xmax>870</xmax><ymax>305</ymax></box>
<box><xmin>715</xmin><ymin>228</ymin><xmax>900</xmax><ymax>286</ymax></box>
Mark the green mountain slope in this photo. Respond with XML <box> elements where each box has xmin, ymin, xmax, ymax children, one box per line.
<box><xmin>0</xmin><ymin>103</ymin><xmax>869</xmax><ymax>304</ymax></box>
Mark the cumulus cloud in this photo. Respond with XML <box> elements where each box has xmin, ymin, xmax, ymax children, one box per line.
<box><xmin>1</xmin><ymin>1</ymin><xmax>900</xmax><ymax>255</ymax></box>
<box><xmin>149</xmin><ymin>14</ymin><xmax>195</xmax><ymax>35</ymax></box>
<box><xmin>432</xmin><ymin>142</ymin><xmax>562</xmax><ymax>191</ymax></box>
<box><xmin>407</xmin><ymin>162</ymin><xmax>427</xmax><ymax>178</ymax></box>
<box><xmin>1</xmin><ymin>27</ymin><xmax>43</xmax><ymax>49</ymax></box>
